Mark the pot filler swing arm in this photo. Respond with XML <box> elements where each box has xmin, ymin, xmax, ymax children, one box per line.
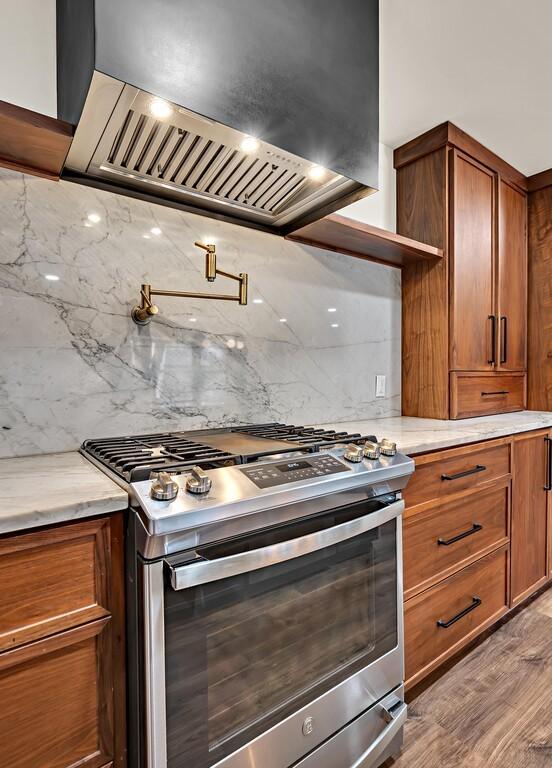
<box><xmin>131</xmin><ymin>241</ymin><xmax>248</xmax><ymax>325</ymax></box>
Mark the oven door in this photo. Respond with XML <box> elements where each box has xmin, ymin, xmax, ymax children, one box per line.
<box><xmin>143</xmin><ymin>494</ymin><xmax>404</xmax><ymax>768</ymax></box>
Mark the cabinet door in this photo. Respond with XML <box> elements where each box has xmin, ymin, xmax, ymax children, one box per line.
<box><xmin>497</xmin><ymin>179</ymin><xmax>527</xmax><ymax>371</ymax></box>
<box><xmin>511</xmin><ymin>431</ymin><xmax>549</xmax><ymax>605</ymax></box>
<box><xmin>450</xmin><ymin>151</ymin><xmax>496</xmax><ymax>371</ymax></box>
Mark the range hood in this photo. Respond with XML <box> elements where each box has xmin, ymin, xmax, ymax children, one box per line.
<box><xmin>57</xmin><ymin>0</ymin><xmax>379</xmax><ymax>235</ymax></box>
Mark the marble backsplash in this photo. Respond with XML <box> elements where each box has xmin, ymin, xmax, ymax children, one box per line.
<box><xmin>0</xmin><ymin>168</ymin><xmax>400</xmax><ymax>457</ymax></box>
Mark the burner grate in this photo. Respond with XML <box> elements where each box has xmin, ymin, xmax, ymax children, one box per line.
<box><xmin>81</xmin><ymin>423</ymin><xmax>376</xmax><ymax>483</ymax></box>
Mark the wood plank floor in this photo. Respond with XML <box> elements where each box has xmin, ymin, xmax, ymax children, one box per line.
<box><xmin>386</xmin><ymin>587</ymin><xmax>552</xmax><ymax>767</ymax></box>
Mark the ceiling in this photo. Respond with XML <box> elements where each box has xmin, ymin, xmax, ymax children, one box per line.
<box><xmin>380</xmin><ymin>0</ymin><xmax>552</xmax><ymax>176</ymax></box>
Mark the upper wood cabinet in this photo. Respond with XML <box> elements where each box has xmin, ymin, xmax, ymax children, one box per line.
<box><xmin>396</xmin><ymin>122</ymin><xmax>528</xmax><ymax>419</ymax></box>
<box><xmin>450</xmin><ymin>151</ymin><xmax>495</xmax><ymax>371</ymax></box>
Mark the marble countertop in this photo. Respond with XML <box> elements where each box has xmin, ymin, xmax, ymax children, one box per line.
<box><xmin>0</xmin><ymin>452</ymin><xmax>128</xmax><ymax>535</ymax></box>
<box><xmin>313</xmin><ymin>411</ymin><xmax>552</xmax><ymax>456</ymax></box>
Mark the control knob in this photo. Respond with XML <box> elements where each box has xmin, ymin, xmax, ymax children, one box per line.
<box><xmin>150</xmin><ymin>471</ymin><xmax>179</xmax><ymax>501</ymax></box>
<box><xmin>363</xmin><ymin>441</ymin><xmax>381</xmax><ymax>460</ymax></box>
<box><xmin>379</xmin><ymin>439</ymin><xmax>397</xmax><ymax>457</ymax></box>
<box><xmin>343</xmin><ymin>444</ymin><xmax>364</xmax><ymax>463</ymax></box>
<box><xmin>186</xmin><ymin>466</ymin><xmax>213</xmax><ymax>494</ymax></box>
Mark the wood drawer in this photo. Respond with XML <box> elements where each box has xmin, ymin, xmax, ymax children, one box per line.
<box><xmin>404</xmin><ymin>482</ymin><xmax>510</xmax><ymax>599</ymax></box>
<box><xmin>403</xmin><ymin>439</ymin><xmax>511</xmax><ymax>510</ymax></box>
<box><xmin>0</xmin><ymin>518</ymin><xmax>111</xmax><ymax>652</ymax></box>
<box><xmin>404</xmin><ymin>546</ymin><xmax>509</xmax><ymax>688</ymax></box>
<box><xmin>450</xmin><ymin>372</ymin><xmax>526</xmax><ymax>419</ymax></box>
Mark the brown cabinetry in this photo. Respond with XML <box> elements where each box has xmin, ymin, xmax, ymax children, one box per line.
<box><xmin>0</xmin><ymin>515</ymin><xmax>125</xmax><ymax>768</ymax></box>
<box><xmin>396</xmin><ymin>123</ymin><xmax>528</xmax><ymax>419</ymax></box>
<box><xmin>510</xmin><ymin>430</ymin><xmax>550</xmax><ymax>605</ymax></box>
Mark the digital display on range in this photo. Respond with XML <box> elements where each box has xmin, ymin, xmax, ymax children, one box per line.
<box><xmin>276</xmin><ymin>461</ymin><xmax>311</xmax><ymax>473</ymax></box>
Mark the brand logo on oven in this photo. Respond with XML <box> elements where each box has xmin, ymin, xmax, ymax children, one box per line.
<box><xmin>302</xmin><ymin>716</ymin><xmax>314</xmax><ymax>737</ymax></box>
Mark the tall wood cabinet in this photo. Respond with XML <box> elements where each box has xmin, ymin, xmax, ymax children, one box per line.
<box><xmin>396</xmin><ymin>123</ymin><xmax>528</xmax><ymax>419</ymax></box>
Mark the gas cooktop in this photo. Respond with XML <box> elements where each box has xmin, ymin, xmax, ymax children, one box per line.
<box><xmin>81</xmin><ymin>423</ymin><xmax>377</xmax><ymax>482</ymax></box>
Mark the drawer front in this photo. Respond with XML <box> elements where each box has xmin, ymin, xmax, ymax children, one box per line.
<box><xmin>404</xmin><ymin>483</ymin><xmax>509</xmax><ymax>598</ymax></box>
<box><xmin>404</xmin><ymin>546</ymin><xmax>508</xmax><ymax>687</ymax></box>
<box><xmin>0</xmin><ymin>518</ymin><xmax>111</xmax><ymax>651</ymax></box>
<box><xmin>404</xmin><ymin>440</ymin><xmax>511</xmax><ymax>510</ymax></box>
<box><xmin>450</xmin><ymin>372</ymin><xmax>526</xmax><ymax>419</ymax></box>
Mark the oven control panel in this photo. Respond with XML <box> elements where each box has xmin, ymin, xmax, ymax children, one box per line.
<box><xmin>240</xmin><ymin>455</ymin><xmax>351</xmax><ymax>488</ymax></box>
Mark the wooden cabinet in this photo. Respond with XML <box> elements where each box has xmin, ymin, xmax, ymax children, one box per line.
<box><xmin>450</xmin><ymin>151</ymin><xmax>495</xmax><ymax>371</ymax></box>
<box><xmin>0</xmin><ymin>515</ymin><xmax>125</xmax><ymax>768</ymax></box>
<box><xmin>510</xmin><ymin>430</ymin><xmax>550</xmax><ymax>605</ymax></box>
<box><xmin>403</xmin><ymin>436</ymin><xmax>512</xmax><ymax>688</ymax></box>
<box><xmin>396</xmin><ymin>122</ymin><xmax>528</xmax><ymax>419</ymax></box>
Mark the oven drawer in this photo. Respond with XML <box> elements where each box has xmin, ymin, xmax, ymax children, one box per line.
<box><xmin>404</xmin><ymin>546</ymin><xmax>509</xmax><ymax>688</ymax></box>
<box><xmin>450</xmin><ymin>372</ymin><xmax>526</xmax><ymax>419</ymax></box>
<box><xmin>404</xmin><ymin>439</ymin><xmax>511</xmax><ymax>510</ymax></box>
<box><xmin>404</xmin><ymin>483</ymin><xmax>510</xmax><ymax>599</ymax></box>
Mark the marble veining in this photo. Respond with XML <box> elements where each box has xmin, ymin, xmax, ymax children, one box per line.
<box><xmin>0</xmin><ymin>168</ymin><xmax>400</xmax><ymax>457</ymax></box>
<box><xmin>314</xmin><ymin>411</ymin><xmax>552</xmax><ymax>455</ymax></box>
<box><xmin>0</xmin><ymin>452</ymin><xmax>127</xmax><ymax>534</ymax></box>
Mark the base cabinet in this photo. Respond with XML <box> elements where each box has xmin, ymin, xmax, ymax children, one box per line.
<box><xmin>510</xmin><ymin>430</ymin><xmax>551</xmax><ymax>605</ymax></box>
<box><xmin>404</xmin><ymin>430</ymin><xmax>552</xmax><ymax>690</ymax></box>
<box><xmin>0</xmin><ymin>515</ymin><xmax>125</xmax><ymax>768</ymax></box>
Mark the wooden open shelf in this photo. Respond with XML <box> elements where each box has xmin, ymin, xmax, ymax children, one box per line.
<box><xmin>287</xmin><ymin>213</ymin><xmax>443</xmax><ymax>269</ymax></box>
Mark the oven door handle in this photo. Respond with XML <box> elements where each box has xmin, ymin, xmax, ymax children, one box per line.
<box><xmin>168</xmin><ymin>498</ymin><xmax>404</xmax><ymax>590</ymax></box>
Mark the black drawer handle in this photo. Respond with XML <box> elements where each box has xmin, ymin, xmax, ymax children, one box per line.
<box><xmin>481</xmin><ymin>390</ymin><xmax>509</xmax><ymax>396</ymax></box>
<box><xmin>441</xmin><ymin>465</ymin><xmax>486</xmax><ymax>481</ymax></box>
<box><xmin>437</xmin><ymin>596</ymin><xmax>482</xmax><ymax>629</ymax></box>
<box><xmin>437</xmin><ymin>523</ymin><xmax>483</xmax><ymax>546</ymax></box>
<box><xmin>545</xmin><ymin>437</ymin><xmax>552</xmax><ymax>492</ymax></box>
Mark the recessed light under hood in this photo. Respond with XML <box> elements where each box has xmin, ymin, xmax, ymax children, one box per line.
<box><xmin>57</xmin><ymin>0</ymin><xmax>379</xmax><ymax>234</ymax></box>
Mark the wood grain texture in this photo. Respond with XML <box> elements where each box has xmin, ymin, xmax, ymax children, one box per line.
<box><xmin>497</xmin><ymin>180</ymin><xmax>528</xmax><ymax>371</ymax></box>
<box><xmin>511</xmin><ymin>431</ymin><xmax>550</xmax><ymax>605</ymax></box>
<box><xmin>404</xmin><ymin>481</ymin><xmax>510</xmax><ymax>600</ymax></box>
<box><xmin>449</xmin><ymin>151</ymin><xmax>495</xmax><ymax>371</ymax></box>
<box><xmin>450</xmin><ymin>372</ymin><xmax>526</xmax><ymax>419</ymax></box>
<box><xmin>388</xmin><ymin>587</ymin><xmax>552</xmax><ymax>767</ymax></box>
<box><xmin>399</xmin><ymin>148</ymin><xmax>449</xmax><ymax>418</ymax></box>
<box><xmin>527</xmin><ymin>187</ymin><xmax>552</xmax><ymax>410</ymax></box>
<box><xmin>0</xmin><ymin>517</ymin><xmax>110</xmax><ymax>651</ymax></box>
<box><xmin>403</xmin><ymin>438</ymin><xmax>511</xmax><ymax>511</ymax></box>
<box><xmin>527</xmin><ymin>166</ymin><xmax>552</xmax><ymax>193</ymax></box>
<box><xmin>0</xmin><ymin>513</ymin><xmax>126</xmax><ymax>768</ymax></box>
<box><xmin>0</xmin><ymin>620</ymin><xmax>112</xmax><ymax>768</ymax></box>
<box><xmin>404</xmin><ymin>546</ymin><xmax>509</xmax><ymax>688</ymax></box>
<box><xmin>0</xmin><ymin>100</ymin><xmax>73</xmax><ymax>180</ymax></box>
<box><xmin>286</xmin><ymin>214</ymin><xmax>443</xmax><ymax>269</ymax></box>
<box><xmin>394</xmin><ymin>121</ymin><xmax>527</xmax><ymax>192</ymax></box>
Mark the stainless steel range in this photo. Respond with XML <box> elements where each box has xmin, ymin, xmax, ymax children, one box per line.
<box><xmin>81</xmin><ymin>424</ymin><xmax>414</xmax><ymax>768</ymax></box>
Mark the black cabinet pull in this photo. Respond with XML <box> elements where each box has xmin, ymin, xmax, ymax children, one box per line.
<box><xmin>500</xmin><ymin>316</ymin><xmax>508</xmax><ymax>364</ymax></box>
<box><xmin>545</xmin><ymin>437</ymin><xmax>552</xmax><ymax>491</ymax></box>
<box><xmin>437</xmin><ymin>596</ymin><xmax>481</xmax><ymax>629</ymax></box>
<box><xmin>488</xmin><ymin>315</ymin><xmax>496</xmax><ymax>365</ymax></box>
<box><xmin>481</xmin><ymin>391</ymin><xmax>509</xmax><ymax>396</ymax></box>
<box><xmin>437</xmin><ymin>523</ymin><xmax>483</xmax><ymax>546</ymax></box>
<box><xmin>441</xmin><ymin>464</ymin><xmax>486</xmax><ymax>481</ymax></box>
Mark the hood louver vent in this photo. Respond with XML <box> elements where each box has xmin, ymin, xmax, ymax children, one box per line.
<box><xmin>64</xmin><ymin>76</ymin><xmax>365</xmax><ymax>231</ymax></box>
<box><xmin>107</xmin><ymin>109</ymin><xmax>311</xmax><ymax>215</ymax></box>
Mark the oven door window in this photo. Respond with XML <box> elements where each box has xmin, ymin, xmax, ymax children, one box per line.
<box><xmin>164</xmin><ymin>504</ymin><xmax>398</xmax><ymax>768</ymax></box>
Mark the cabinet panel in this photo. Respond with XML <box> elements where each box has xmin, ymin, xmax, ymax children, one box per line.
<box><xmin>450</xmin><ymin>151</ymin><xmax>495</xmax><ymax>371</ymax></box>
<box><xmin>404</xmin><ymin>546</ymin><xmax>508</xmax><ymax>688</ymax></box>
<box><xmin>404</xmin><ymin>482</ymin><xmax>510</xmax><ymax>599</ymax></box>
<box><xmin>0</xmin><ymin>620</ymin><xmax>112</xmax><ymax>768</ymax></box>
<box><xmin>0</xmin><ymin>518</ymin><xmax>111</xmax><ymax>651</ymax></box>
<box><xmin>498</xmin><ymin>180</ymin><xmax>527</xmax><ymax>371</ymax></box>
<box><xmin>511</xmin><ymin>431</ymin><xmax>549</xmax><ymax>605</ymax></box>
<box><xmin>450</xmin><ymin>372</ymin><xmax>526</xmax><ymax>419</ymax></box>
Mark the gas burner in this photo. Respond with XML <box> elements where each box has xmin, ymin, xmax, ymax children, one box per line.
<box><xmin>81</xmin><ymin>423</ymin><xmax>377</xmax><ymax>482</ymax></box>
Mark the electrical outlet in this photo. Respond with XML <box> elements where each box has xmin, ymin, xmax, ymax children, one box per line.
<box><xmin>375</xmin><ymin>375</ymin><xmax>386</xmax><ymax>398</ymax></box>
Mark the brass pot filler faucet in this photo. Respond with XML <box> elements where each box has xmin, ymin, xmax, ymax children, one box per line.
<box><xmin>131</xmin><ymin>241</ymin><xmax>248</xmax><ymax>325</ymax></box>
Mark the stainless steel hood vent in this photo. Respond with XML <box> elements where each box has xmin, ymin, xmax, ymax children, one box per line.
<box><xmin>57</xmin><ymin>0</ymin><xmax>379</xmax><ymax>234</ymax></box>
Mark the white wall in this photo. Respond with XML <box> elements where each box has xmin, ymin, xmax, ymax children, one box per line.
<box><xmin>0</xmin><ymin>0</ymin><xmax>56</xmax><ymax>116</ymax></box>
<box><xmin>338</xmin><ymin>143</ymin><xmax>396</xmax><ymax>231</ymax></box>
